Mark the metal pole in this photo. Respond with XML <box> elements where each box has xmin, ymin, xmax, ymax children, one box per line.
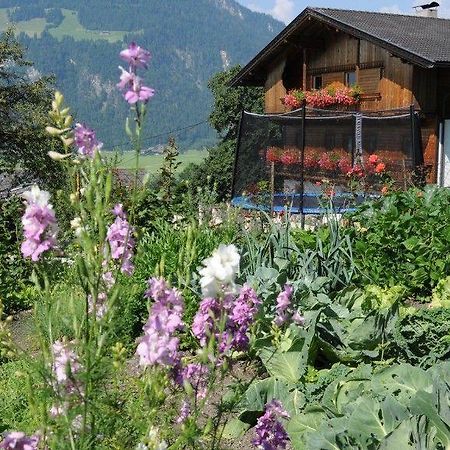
<box><xmin>270</xmin><ymin>162</ymin><xmax>275</xmax><ymax>214</ymax></box>
<box><xmin>300</xmin><ymin>101</ymin><xmax>306</xmax><ymax>228</ymax></box>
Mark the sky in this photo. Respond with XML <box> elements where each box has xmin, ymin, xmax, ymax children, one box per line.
<box><xmin>236</xmin><ymin>0</ymin><xmax>450</xmax><ymax>23</ymax></box>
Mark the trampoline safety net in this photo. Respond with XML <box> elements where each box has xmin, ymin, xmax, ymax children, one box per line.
<box><xmin>231</xmin><ymin>106</ymin><xmax>420</xmax><ymax>214</ymax></box>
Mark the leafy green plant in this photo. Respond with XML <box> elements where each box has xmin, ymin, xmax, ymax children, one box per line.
<box><xmin>287</xmin><ymin>362</ymin><xmax>450</xmax><ymax>449</ymax></box>
<box><xmin>393</xmin><ymin>307</ymin><xmax>450</xmax><ymax>367</ymax></box>
<box><xmin>348</xmin><ymin>186</ymin><xmax>450</xmax><ymax>297</ymax></box>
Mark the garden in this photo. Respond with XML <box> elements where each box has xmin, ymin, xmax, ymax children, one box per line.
<box><xmin>0</xmin><ymin>40</ymin><xmax>450</xmax><ymax>450</ymax></box>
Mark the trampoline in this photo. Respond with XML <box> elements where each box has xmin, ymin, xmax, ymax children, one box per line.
<box><xmin>231</xmin><ymin>192</ymin><xmax>375</xmax><ymax>214</ymax></box>
<box><xmin>231</xmin><ymin>105</ymin><xmax>421</xmax><ymax>215</ymax></box>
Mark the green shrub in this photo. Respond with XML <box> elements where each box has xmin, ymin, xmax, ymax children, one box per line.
<box><xmin>0</xmin><ymin>196</ymin><xmax>34</xmax><ymax>314</ymax></box>
<box><xmin>393</xmin><ymin>307</ymin><xmax>450</xmax><ymax>367</ymax></box>
<box><xmin>348</xmin><ymin>186</ymin><xmax>450</xmax><ymax>297</ymax></box>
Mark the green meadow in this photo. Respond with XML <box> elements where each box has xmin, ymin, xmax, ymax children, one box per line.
<box><xmin>105</xmin><ymin>149</ymin><xmax>207</xmax><ymax>172</ymax></box>
<box><xmin>0</xmin><ymin>8</ymin><xmax>130</xmax><ymax>42</ymax></box>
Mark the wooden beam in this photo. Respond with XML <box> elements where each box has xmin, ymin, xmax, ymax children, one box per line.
<box><xmin>356</xmin><ymin>39</ymin><xmax>361</xmax><ymax>84</ymax></box>
<box><xmin>303</xmin><ymin>48</ymin><xmax>307</xmax><ymax>90</ymax></box>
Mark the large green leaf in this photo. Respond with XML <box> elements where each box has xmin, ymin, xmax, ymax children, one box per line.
<box><xmin>371</xmin><ymin>364</ymin><xmax>432</xmax><ymax>402</ymax></box>
<box><xmin>239</xmin><ymin>377</ymin><xmax>304</xmax><ymax>420</ymax></box>
<box><xmin>379</xmin><ymin>419</ymin><xmax>415</xmax><ymax>449</ymax></box>
<box><xmin>258</xmin><ymin>348</ymin><xmax>303</xmax><ymax>383</ymax></box>
<box><xmin>287</xmin><ymin>407</ymin><xmax>327</xmax><ymax>449</ymax></box>
<box><xmin>347</xmin><ymin>396</ymin><xmax>408</xmax><ymax>441</ymax></box>
<box><xmin>258</xmin><ymin>310</ymin><xmax>320</xmax><ymax>383</ymax></box>
<box><xmin>221</xmin><ymin>418</ymin><xmax>250</xmax><ymax>440</ymax></box>
<box><xmin>409</xmin><ymin>390</ymin><xmax>450</xmax><ymax>446</ymax></box>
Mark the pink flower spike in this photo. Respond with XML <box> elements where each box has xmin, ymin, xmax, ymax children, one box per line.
<box><xmin>120</xmin><ymin>42</ymin><xmax>151</xmax><ymax>69</ymax></box>
<box><xmin>0</xmin><ymin>431</ymin><xmax>39</xmax><ymax>449</ymax></box>
<box><xmin>117</xmin><ymin>66</ymin><xmax>135</xmax><ymax>90</ymax></box>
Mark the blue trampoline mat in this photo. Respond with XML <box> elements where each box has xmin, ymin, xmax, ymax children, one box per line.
<box><xmin>231</xmin><ymin>192</ymin><xmax>377</xmax><ymax>214</ymax></box>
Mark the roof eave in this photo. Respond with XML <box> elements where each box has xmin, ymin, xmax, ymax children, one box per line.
<box><xmin>308</xmin><ymin>9</ymin><xmax>435</xmax><ymax>69</ymax></box>
<box><xmin>230</xmin><ymin>7</ymin><xmax>439</xmax><ymax>87</ymax></box>
<box><xmin>229</xmin><ymin>8</ymin><xmax>313</xmax><ymax>87</ymax></box>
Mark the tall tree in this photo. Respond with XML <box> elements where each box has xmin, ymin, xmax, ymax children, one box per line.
<box><xmin>208</xmin><ymin>65</ymin><xmax>264</xmax><ymax>141</ymax></box>
<box><xmin>181</xmin><ymin>65</ymin><xmax>264</xmax><ymax>200</ymax></box>
<box><xmin>0</xmin><ymin>28</ymin><xmax>65</xmax><ymax>194</ymax></box>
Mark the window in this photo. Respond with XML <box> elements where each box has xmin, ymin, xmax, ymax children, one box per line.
<box><xmin>313</xmin><ymin>75</ymin><xmax>322</xmax><ymax>90</ymax></box>
<box><xmin>345</xmin><ymin>71</ymin><xmax>357</xmax><ymax>87</ymax></box>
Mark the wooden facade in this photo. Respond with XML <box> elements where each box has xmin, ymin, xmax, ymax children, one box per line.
<box><xmin>233</xmin><ymin>9</ymin><xmax>450</xmax><ymax>184</ymax></box>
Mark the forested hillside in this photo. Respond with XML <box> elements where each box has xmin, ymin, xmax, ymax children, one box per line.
<box><xmin>0</xmin><ymin>0</ymin><xmax>282</xmax><ymax>149</ymax></box>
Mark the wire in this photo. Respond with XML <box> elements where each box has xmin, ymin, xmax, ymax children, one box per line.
<box><xmin>109</xmin><ymin>119</ymin><xmax>210</xmax><ymax>151</ymax></box>
<box><xmin>112</xmin><ymin>118</ymin><xmax>210</xmax><ymax>166</ymax></box>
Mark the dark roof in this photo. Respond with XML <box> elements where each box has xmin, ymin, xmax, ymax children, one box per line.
<box><xmin>231</xmin><ymin>7</ymin><xmax>450</xmax><ymax>86</ymax></box>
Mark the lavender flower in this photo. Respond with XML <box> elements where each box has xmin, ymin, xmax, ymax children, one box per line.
<box><xmin>228</xmin><ymin>285</ymin><xmax>261</xmax><ymax>350</ymax></box>
<box><xmin>274</xmin><ymin>285</ymin><xmax>304</xmax><ymax>327</ymax></box>
<box><xmin>106</xmin><ymin>206</ymin><xmax>135</xmax><ymax>275</ymax></box>
<box><xmin>192</xmin><ymin>285</ymin><xmax>260</xmax><ymax>353</ymax></box>
<box><xmin>253</xmin><ymin>400</ymin><xmax>290</xmax><ymax>450</ymax></box>
<box><xmin>120</xmin><ymin>42</ymin><xmax>151</xmax><ymax>69</ymax></box>
<box><xmin>112</xmin><ymin>203</ymin><xmax>125</xmax><ymax>218</ymax></box>
<box><xmin>117</xmin><ymin>67</ymin><xmax>155</xmax><ymax>104</ymax></box>
<box><xmin>199</xmin><ymin>244</ymin><xmax>240</xmax><ymax>298</ymax></box>
<box><xmin>21</xmin><ymin>185</ymin><xmax>58</xmax><ymax>261</ymax></box>
<box><xmin>88</xmin><ymin>292</ymin><xmax>108</xmax><ymax>319</ymax></box>
<box><xmin>52</xmin><ymin>340</ymin><xmax>81</xmax><ymax>387</ymax></box>
<box><xmin>192</xmin><ymin>297</ymin><xmax>222</xmax><ymax>347</ymax></box>
<box><xmin>180</xmin><ymin>363</ymin><xmax>209</xmax><ymax>399</ymax></box>
<box><xmin>74</xmin><ymin>123</ymin><xmax>103</xmax><ymax>157</ymax></box>
<box><xmin>136</xmin><ymin>278</ymin><xmax>184</xmax><ymax>368</ymax></box>
<box><xmin>176</xmin><ymin>400</ymin><xmax>191</xmax><ymax>424</ymax></box>
<box><xmin>0</xmin><ymin>432</ymin><xmax>39</xmax><ymax>450</ymax></box>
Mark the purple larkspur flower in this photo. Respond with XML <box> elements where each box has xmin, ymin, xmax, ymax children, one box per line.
<box><xmin>21</xmin><ymin>185</ymin><xmax>58</xmax><ymax>261</ymax></box>
<box><xmin>106</xmin><ymin>206</ymin><xmax>135</xmax><ymax>275</ymax></box>
<box><xmin>0</xmin><ymin>432</ymin><xmax>39</xmax><ymax>450</ymax></box>
<box><xmin>112</xmin><ymin>203</ymin><xmax>125</xmax><ymax>218</ymax></box>
<box><xmin>88</xmin><ymin>292</ymin><xmax>108</xmax><ymax>319</ymax></box>
<box><xmin>192</xmin><ymin>297</ymin><xmax>221</xmax><ymax>347</ymax></box>
<box><xmin>120</xmin><ymin>42</ymin><xmax>151</xmax><ymax>69</ymax></box>
<box><xmin>253</xmin><ymin>400</ymin><xmax>290</xmax><ymax>450</ymax></box>
<box><xmin>180</xmin><ymin>363</ymin><xmax>209</xmax><ymax>399</ymax></box>
<box><xmin>102</xmin><ymin>271</ymin><xmax>115</xmax><ymax>289</ymax></box>
<box><xmin>52</xmin><ymin>340</ymin><xmax>81</xmax><ymax>387</ymax></box>
<box><xmin>176</xmin><ymin>401</ymin><xmax>191</xmax><ymax>424</ymax></box>
<box><xmin>274</xmin><ymin>285</ymin><xmax>304</xmax><ymax>327</ymax></box>
<box><xmin>117</xmin><ymin>66</ymin><xmax>155</xmax><ymax>105</ymax></box>
<box><xmin>227</xmin><ymin>285</ymin><xmax>261</xmax><ymax>351</ymax></box>
<box><xmin>136</xmin><ymin>278</ymin><xmax>184</xmax><ymax>368</ymax></box>
<box><xmin>192</xmin><ymin>285</ymin><xmax>260</xmax><ymax>353</ymax></box>
<box><xmin>74</xmin><ymin>123</ymin><xmax>103</xmax><ymax>157</ymax></box>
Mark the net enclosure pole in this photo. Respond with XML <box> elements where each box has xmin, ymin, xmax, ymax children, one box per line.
<box><xmin>231</xmin><ymin>110</ymin><xmax>244</xmax><ymax>199</ymax></box>
<box><xmin>270</xmin><ymin>162</ymin><xmax>275</xmax><ymax>214</ymax></box>
<box><xmin>300</xmin><ymin>102</ymin><xmax>306</xmax><ymax>227</ymax></box>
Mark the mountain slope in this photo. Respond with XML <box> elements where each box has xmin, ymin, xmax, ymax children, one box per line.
<box><xmin>0</xmin><ymin>0</ymin><xmax>283</xmax><ymax>149</ymax></box>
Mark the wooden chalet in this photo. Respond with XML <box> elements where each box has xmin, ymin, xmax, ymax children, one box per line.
<box><xmin>231</xmin><ymin>7</ymin><xmax>450</xmax><ymax>185</ymax></box>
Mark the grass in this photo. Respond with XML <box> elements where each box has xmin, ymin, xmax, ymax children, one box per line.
<box><xmin>105</xmin><ymin>149</ymin><xmax>207</xmax><ymax>172</ymax></box>
<box><xmin>0</xmin><ymin>8</ymin><xmax>131</xmax><ymax>42</ymax></box>
<box><xmin>49</xmin><ymin>9</ymin><xmax>130</xmax><ymax>43</ymax></box>
<box><xmin>0</xmin><ymin>9</ymin><xmax>46</xmax><ymax>37</ymax></box>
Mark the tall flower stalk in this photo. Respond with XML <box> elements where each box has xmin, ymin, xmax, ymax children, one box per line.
<box><xmin>117</xmin><ymin>42</ymin><xmax>155</xmax><ymax>215</ymax></box>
